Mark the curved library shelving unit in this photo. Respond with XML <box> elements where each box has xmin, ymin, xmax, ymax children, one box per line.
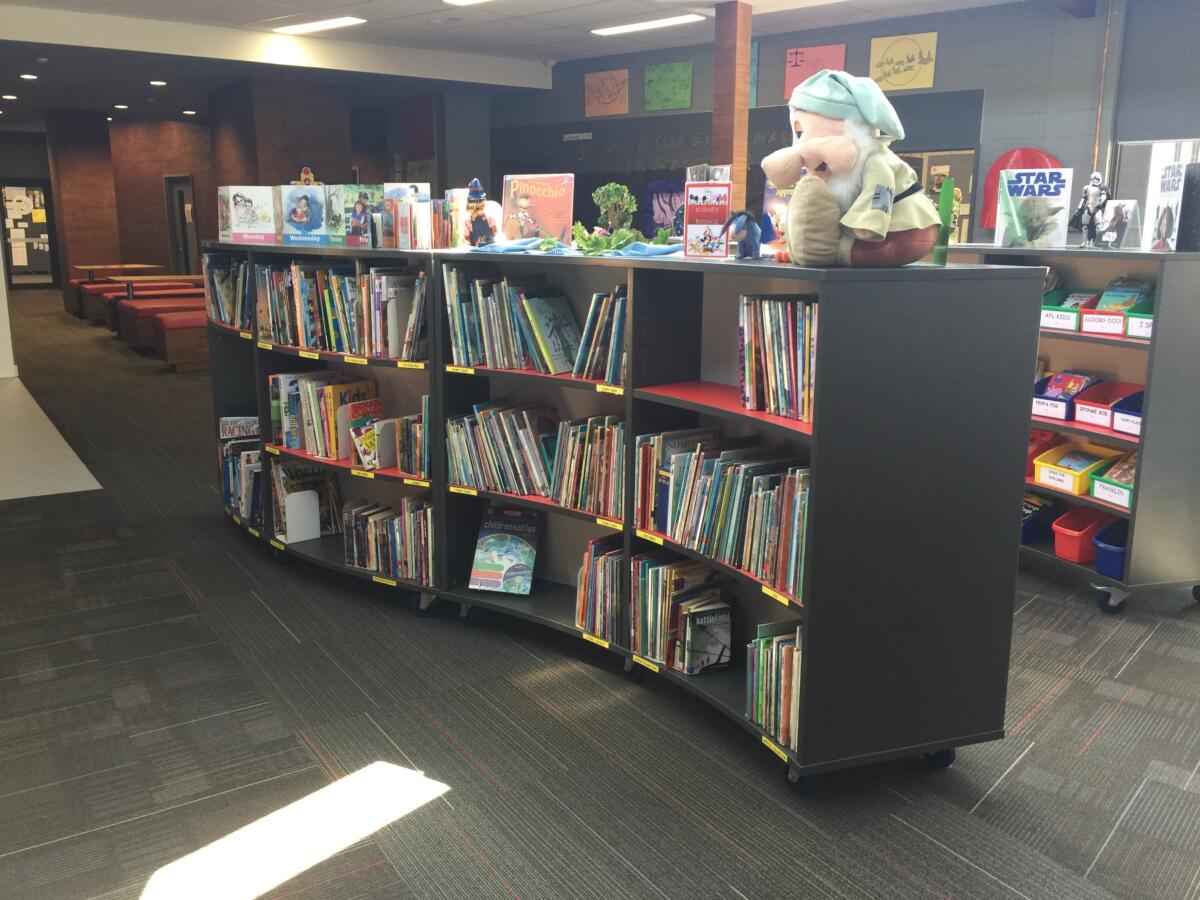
<box><xmin>207</xmin><ymin>242</ymin><xmax>1043</xmax><ymax>779</ymax></box>
<box><xmin>951</xmin><ymin>244</ymin><xmax>1200</xmax><ymax>608</ymax></box>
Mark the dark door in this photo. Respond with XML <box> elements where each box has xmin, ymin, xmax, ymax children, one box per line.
<box><xmin>1</xmin><ymin>179</ymin><xmax>59</xmax><ymax>290</ymax></box>
<box><xmin>164</xmin><ymin>175</ymin><xmax>199</xmax><ymax>274</ymax></box>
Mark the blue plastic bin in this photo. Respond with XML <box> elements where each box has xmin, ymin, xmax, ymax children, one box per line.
<box><xmin>1021</xmin><ymin>500</ymin><xmax>1058</xmax><ymax>544</ymax></box>
<box><xmin>1093</xmin><ymin>520</ymin><xmax>1129</xmax><ymax>580</ymax></box>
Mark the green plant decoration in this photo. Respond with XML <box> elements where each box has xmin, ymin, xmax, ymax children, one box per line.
<box><xmin>592</xmin><ymin>183</ymin><xmax>637</xmax><ymax>231</ymax></box>
<box><xmin>572</xmin><ymin>222</ymin><xmax>640</xmax><ymax>256</ymax></box>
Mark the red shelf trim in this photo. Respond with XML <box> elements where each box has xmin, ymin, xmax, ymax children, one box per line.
<box><xmin>268</xmin><ymin>443</ymin><xmax>429</xmax><ymax>483</ymax></box>
<box><xmin>448</xmin><ymin>484</ymin><xmax>623</xmax><ymax>524</ymax></box>
<box><xmin>1030</xmin><ymin>414</ymin><xmax>1140</xmax><ymax>445</ymax></box>
<box><xmin>639</xmin><ymin>381</ymin><xmax>814</xmax><ymax>436</ymax></box>
<box><xmin>1024</xmin><ymin>477</ymin><xmax>1131</xmax><ymax>517</ymax></box>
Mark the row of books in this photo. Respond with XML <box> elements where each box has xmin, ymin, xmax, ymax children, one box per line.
<box><xmin>575</xmin><ymin>536</ymin><xmax>623</xmax><ymax>643</ymax></box>
<box><xmin>630</xmin><ymin>554</ymin><xmax>726</xmax><ymax>672</ymax></box>
<box><xmin>634</xmin><ymin>427</ymin><xmax>810</xmax><ymax>599</ymax></box>
<box><xmin>256</xmin><ymin>262</ymin><xmax>427</xmax><ymax>360</ymax></box>
<box><xmin>271</xmin><ymin>462</ymin><xmax>342</xmax><ymax>543</ymax></box>
<box><xmin>204</xmin><ymin>255</ymin><xmax>252</xmax><ymax>329</ymax></box>
<box><xmin>441</xmin><ymin>265</ymin><xmax>626</xmax><ymax>385</ymax></box>
<box><xmin>343</xmin><ymin>496</ymin><xmax>434</xmax><ymax>586</ymax></box>
<box><xmin>218</xmin><ymin>416</ymin><xmax>261</xmax><ymax>526</ymax></box>
<box><xmin>445</xmin><ymin>404</ymin><xmax>624</xmax><ymax>519</ymax></box>
<box><xmin>740</xmin><ymin>295</ymin><xmax>818</xmax><ymax>423</ymax></box>
<box><xmin>746</xmin><ymin>620</ymin><xmax>803</xmax><ymax>752</ymax></box>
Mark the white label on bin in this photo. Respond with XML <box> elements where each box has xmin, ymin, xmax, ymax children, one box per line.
<box><xmin>1093</xmin><ymin>480</ymin><xmax>1132</xmax><ymax>509</ymax></box>
<box><xmin>1127</xmin><ymin>317</ymin><xmax>1153</xmax><ymax>340</ymax></box>
<box><xmin>1113</xmin><ymin>412</ymin><xmax>1142</xmax><ymax>436</ymax></box>
<box><xmin>1032</xmin><ymin>396</ymin><xmax>1068</xmax><ymax>420</ymax></box>
<box><xmin>1041</xmin><ymin>308</ymin><xmax>1078</xmax><ymax>330</ymax></box>
<box><xmin>1075</xmin><ymin>404</ymin><xmax>1112</xmax><ymax>429</ymax></box>
<box><xmin>1039</xmin><ymin>467</ymin><xmax>1073</xmax><ymax>491</ymax></box>
<box><xmin>1081</xmin><ymin>312</ymin><xmax>1124</xmax><ymax>335</ymax></box>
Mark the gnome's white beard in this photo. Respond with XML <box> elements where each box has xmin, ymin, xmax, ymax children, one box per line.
<box><xmin>825</xmin><ymin>119</ymin><xmax>881</xmax><ymax>216</ymax></box>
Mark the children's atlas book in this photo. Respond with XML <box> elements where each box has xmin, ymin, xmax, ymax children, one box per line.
<box><xmin>468</xmin><ymin>507</ymin><xmax>540</xmax><ymax>595</ymax></box>
<box><xmin>995</xmin><ymin>168</ymin><xmax>1073</xmax><ymax>248</ymax></box>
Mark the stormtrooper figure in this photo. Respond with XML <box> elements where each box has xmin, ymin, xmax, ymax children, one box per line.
<box><xmin>1073</xmin><ymin>171</ymin><xmax>1110</xmax><ymax>248</ymax></box>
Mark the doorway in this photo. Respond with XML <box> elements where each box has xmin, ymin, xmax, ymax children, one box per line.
<box><xmin>2</xmin><ymin>180</ymin><xmax>59</xmax><ymax>290</ymax></box>
<box><xmin>163</xmin><ymin>175</ymin><xmax>200</xmax><ymax>274</ymax></box>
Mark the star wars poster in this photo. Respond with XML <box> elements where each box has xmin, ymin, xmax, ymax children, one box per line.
<box><xmin>994</xmin><ymin>168</ymin><xmax>1073</xmax><ymax>248</ymax></box>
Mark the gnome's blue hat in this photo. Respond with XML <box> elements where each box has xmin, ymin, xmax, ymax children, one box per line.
<box><xmin>467</xmin><ymin>178</ymin><xmax>486</xmax><ymax>202</ymax></box>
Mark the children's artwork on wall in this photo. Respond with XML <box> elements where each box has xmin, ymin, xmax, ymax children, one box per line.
<box><xmin>869</xmin><ymin>31</ymin><xmax>937</xmax><ymax>91</ymax></box>
<box><xmin>585</xmin><ymin>68</ymin><xmax>629</xmax><ymax>117</ymax></box>
<box><xmin>642</xmin><ymin>179</ymin><xmax>685</xmax><ymax>236</ymax></box>
<box><xmin>645</xmin><ymin>62</ymin><xmax>693</xmax><ymax>111</ymax></box>
<box><xmin>783</xmin><ymin>44</ymin><xmax>846</xmax><ymax>99</ymax></box>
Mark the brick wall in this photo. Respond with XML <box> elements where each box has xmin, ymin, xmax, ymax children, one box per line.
<box><xmin>44</xmin><ymin>109</ymin><xmax>121</xmax><ymax>293</ymax></box>
<box><xmin>251</xmin><ymin>75</ymin><xmax>352</xmax><ymax>186</ymax></box>
<box><xmin>209</xmin><ymin>77</ymin><xmax>259</xmax><ymax>187</ymax></box>
<box><xmin>109</xmin><ymin>120</ymin><xmax>216</xmax><ymax>270</ymax></box>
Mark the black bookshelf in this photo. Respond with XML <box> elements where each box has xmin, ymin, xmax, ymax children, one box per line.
<box><xmin>206</xmin><ymin>242</ymin><xmax>1044</xmax><ymax>781</ymax></box>
<box><xmin>951</xmin><ymin>245</ymin><xmax>1200</xmax><ymax>612</ymax></box>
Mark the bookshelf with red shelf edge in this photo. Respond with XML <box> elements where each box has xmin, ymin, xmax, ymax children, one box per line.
<box><xmin>266</xmin><ymin>443</ymin><xmax>431</xmax><ymax>486</ymax></box>
<box><xmin>1025</xmin><ymin>477</ymin><xmax>1131</xmax><ymax>518</ymax></box>
<box><xmin>1039</xmin><ymin>328</ymin><xmax>1151</xmax><ymax>349</ymax></box>
<box><xmin>446</xmin><ymin>483</ymin><xmax>623</xmax><ymax>528</ymax></box>
<box><xmin>635</xmin><ymin>381</ymin><xmax>813</xmax><ymax>439</ymax></box>
<box><xmin>208</xmin><ymin>318</ymin><xmax>253</xmax><ymax>339</ymax></box>
<box><xmin>255</xmin><ymin>338</ymin><xmax>429</xmax><ymax>371</ymax></box>
<box><xmin>632</xmin><ymin>525</ymin><xmax>804</xmax><ymax>610</ymax></box>
<box><xmin>1030</xmin><ymin>414</ymin><xmax>1139</xmax><ymax>447</ymax></box>
<box><xmin>444</xmin><ymin>363</ymin><xmax>617</xmax><ymax>393</ymax></box>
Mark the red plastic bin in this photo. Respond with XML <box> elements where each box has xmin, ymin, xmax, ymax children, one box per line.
<box><xmin>1051</xmin><ymin>506</ymin><xmax>1116</xmax><ymax>563</ymax></box>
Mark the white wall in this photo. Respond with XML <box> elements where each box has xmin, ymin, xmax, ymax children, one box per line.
<box><xmin>0</xmin><ymin>246</ymin><xmax>17</xmax><ymax>379</ymax></box>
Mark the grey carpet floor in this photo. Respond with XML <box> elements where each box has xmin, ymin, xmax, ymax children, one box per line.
<box><xmin>2</xmin><ymin>287</ymin><xmax>1199</xmax><ymax>900</ymax></box>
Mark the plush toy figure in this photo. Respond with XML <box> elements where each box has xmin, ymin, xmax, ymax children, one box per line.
<box><xmin>719</xmin><ymin>211</ymin><xmax>763</xmax><ymax>259</ymax></box>
<box><xmin>760</xmin><ymin>69</ymin><xmax>940</xmax><ymax>267</ymax></box>
<box><xmin>465</xmin><ymin>178</ymin><xmax>497</xmax><ymax>246</ymax></box>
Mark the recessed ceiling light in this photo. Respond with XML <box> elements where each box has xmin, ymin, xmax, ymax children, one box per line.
<box><xmin>106</xmin><ymin>116</ymin><xmax>113</xmax><ymax>121</ymax></box>
<box><xmin>114</xmin><ymin>104</ymin><xmax>128</xmax><ymax>109</ymax></box>
<box><xmin>182</xmin><ymin>109</ymin><xmax>197</xmax><ymax>116</ymax></box>
<box><xmin>273</xmin><ymin>16</ymin><xmax>366</xmax><ymax>34</ymax></box>
<box><xmin>1</xmin><ymin>94</ymin><xmax>15</xmax><ymax>101</ymax></box>
<box><xmin>150</xmin><ymin>80</ymin><xmax>167</xmax><ymax>86</ymax></box>
<box><xmin>592</xmin><ymin>13</ymin><xmax>705</xmax><ymax>36</ymax></box>
<box><xmin>36</xmin><ymin>57</ymin><xmax>48</xmax><ymax>63</ymax></box>
<box><xmin>19</xmin><ymin>73</ymin><xmax>38</xmax><ymax>80</ymax></box>
<box><xmin>443</xmin><ymin>0</ymin><xmax>492</xmax><ymax>6</ymax></box>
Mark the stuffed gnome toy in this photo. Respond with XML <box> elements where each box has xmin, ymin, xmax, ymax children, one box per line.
<box><xmin>761</xmin><ymin>69</ymin><xmax>940</xmax><ymax>267</ymax></box>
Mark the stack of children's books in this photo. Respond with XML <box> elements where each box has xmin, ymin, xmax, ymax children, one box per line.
<box><xmin>630</xmin><ymin>553</ymin><xmax>723</xmax><ymax>668</ymax></box>
<box><xmin>739</xmin><ymin>295</ymin><xmax>818</xmax><ymax>423</ymax></box>
<box><xmin>342</xmin><ymin>494</ymin><xmax>433</xmax><ymax>585</ymax></box>
<box><xmin>204</xmin><ymin>254</ymin><xmax>252</xmax><ymax>329</ymax></box>
<box><xmin>218</xmin><ymin>416</ymin><xmax>261</xmax><ymax>526</ymax></box>
<box><xmin>746</xmin><ymin>619</ymin><xmax>803</xmax><ymax>751</ymax></box>
<box><xmin>576</xmin><ymin>535</ymin><xmax>623</xmax><ymax>643</ymax></box>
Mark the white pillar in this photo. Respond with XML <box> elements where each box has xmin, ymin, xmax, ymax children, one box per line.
<box><xmin>0</xmin><ymin>245</ymin><xmax>17</xmax><ymax>379</ymax></box>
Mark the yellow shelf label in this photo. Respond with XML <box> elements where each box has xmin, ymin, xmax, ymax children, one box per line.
<box><xmin>238</xmin><ymin>330</ymin><xmax>252</xmax><ymax>340</ymax></box>
<box><xmin>396</xmin><ymin>360</ymin><xmax>426</xmax><ymax>370</ymax></box>
<box><xmin>247</xmin><ymin>527</ymin><xmax>261</xmax><ymax>538</ymax></box>
<box><xmin>762</xmin><ymin>585</ymin><xmax>791</xmax><ymax>606</ymax></box>
<box><xmin>581</xmin><ymin>632</ymin><xmax>610</xmax><ymax>649</ymax></box>
<box><xmin>403</xmin><ymin>478</ymin><xmax>431</xmax><ymax>488</ymax></box>
<box><xmin>257</xmin><ymin>340</ymin><xmax>273</xmax><ymax>350</ymax></box>
<box><xmin>298</xmin><ymin>350</ymin><xmax>320</xmax><ymax>360</ymax></box>
<box><xmin>351</xmin><ymin>469</ymin><xmax>375</xmax><ymax>479</ymax></box>
<box><xmin>372</xmin><ymin>575</ymin><xmax>398</xmax><ymax>587</ymax></box>
<box><xmin>265</xmin><ymin>445</ymin><xmax>280</xmax><ymax>455</ymax></box>
<box><xmin>231</xmin><ymin>514</ymin><xmax>241</xmax><ymax>525</ymax></box>
<box><xmin>636</xmin><ymin>529</ymin><xmax>664</xmax><ymax>546</ymax></box>
<box><xmin>762</xmin><ymin>736</ymin><xmax>789</xmax><ymax>761</ymax></box>
<box><xmin>449</xmin><ymin>485</ymin><xmax>478</xmax><ymax>496</ymax></box>
<box><xmin>632</xmin><ymin>654</ymin><xmax>659</xmax><ymax>673</ymax></box>
<box><xmin>595</xmin><ymin>517</ymin><xmax>622</xmax><ymax>531</ymax></box>
<box><xmin>344</xmin><ymin>355</ymin><xmax>368</xmax><ymax>366</ymax></box>
<box><xmin>270</xmin><ymin>539</ymin><xmax>285</xmax><ymax>550</ymax></box>
<box><xmin>596</xmin><ymin>383</ymin><xmax>624</xmax><ymax>396</ymax></box>
<box><xmin>446</xmin><ymin>365</ymin><xmax>475</xmax><ymax>375</ymax></box>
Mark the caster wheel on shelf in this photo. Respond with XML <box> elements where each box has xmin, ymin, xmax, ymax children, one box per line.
<box><xmin>921</xmin><ymin>748</ymin><xmax>957</xmax><ymax>770</ymax></box>
<box><xmin>1191</xmin><ymin>585</ymin><xmax>1200</xmax><ymax>604</ymax></box>
<box><xmin>1094</xmin><ymin>588</ymin><xmax>1127</xmax><ymax>615</ymax></box>
<box><xmin>785</xmin><ymin>766</ymin><xmax>817</xmax><ymax>795</ymax></box>
<box><xmin>460</xmin><ymin>603</ymin><xmax>483</xmax><ymax>626</ymax></box>
<box><xmin>624</xmin><ymin>662</ymin><xmax>645</xmax><ymax>683</ymax></box>
<box><xmin>410</xmin><ymin>593</ymin><xmax>437</xmax><ymax>616</ymax></box>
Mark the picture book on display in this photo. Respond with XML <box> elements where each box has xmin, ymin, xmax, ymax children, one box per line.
<box><xmin>469</xmin><ymin>507</ymin><xmax>540</xmax><ymax>595</ymax></box>
<box><xmin>281</xmin><ymin>184</ymin><xmax>343</xmax><ymax>246</ymax></box>
<box><xmin>1040</xmin><ymin>371</ymin><xmax>1097</xmax><ymax>400</ymax></box>
<box><xmin>218</xmin><ymin>186</ymin><xmax>278</xmax><ymax>244</ymax></box>
<box><xmin>1144</xmin><ymin>161</ymin><xmax>1184</xmax><ymax>252</ymax></box>
<box><xmin>343</xmin><ymin>184</ymin><xmax>383</xmax><ymax>248</ymax></box>
<box><xmin>500</xmin><ymin>174</ymin><xmax>574</xmax><ymax>243</ymax></box>
<box><xmin>683</xmin><ymin>181</ymin><xmax>732</xmax><ymax>257</ymax></box>
<box><xmin>995</xmin><ymin>168</ymin><xmax>1073</xmax><ymax>248</ymax></box>
<box><xmin>762</xmin><ymin>180</ymin><xmax>794</xmax><ymax>252</ymax></box>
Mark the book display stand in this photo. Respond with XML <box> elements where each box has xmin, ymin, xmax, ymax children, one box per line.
<box><xmin>207</xmin><ymin>241</ymin><xmax>1043</xmax><ymax>785</ymax></box>
<box><xmin>951</xmin><ymin>245</ymin><xmax>1200</xmax><ymax>614</ymax></box>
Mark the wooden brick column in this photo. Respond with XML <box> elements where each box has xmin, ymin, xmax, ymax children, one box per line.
<box><xmin>712</xmin><ymin>0</ymin><xmax>752</xmax><ymax>209</ymax></box>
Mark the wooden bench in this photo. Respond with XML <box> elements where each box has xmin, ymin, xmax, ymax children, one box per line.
<box><xmin>117</xmin><ymin>296</ymin><xmax>206</xmax><ymax>348</ymax></box>
<box><xmin>83</xmin><ymin>281</ymin><xmax>197</xmax><ymax>324</ymax></box>
<box><xmin>153</xmin><ymin>310</ymin><xmax>210</xmax><ymax>371</ymax></box>
<box><xmin>105</xmin><ymin>288</ymin><xmax>205</xmax><ymax>332</ymax></box>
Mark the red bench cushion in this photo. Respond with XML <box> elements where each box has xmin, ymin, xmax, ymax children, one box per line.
<box><xmin>118</xmin><ymin>297</ymin><xmax>206</xmax><ymax>318</ymax></box>
<box><xmin>82</xmin><ymin>281</ymin><xmax>196</xmax><ymax>296</ymax></box>
<box><xmin>153</xmin><ymin>310</ymin><xmax>208</xmax><ymax>333</ymax></box>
